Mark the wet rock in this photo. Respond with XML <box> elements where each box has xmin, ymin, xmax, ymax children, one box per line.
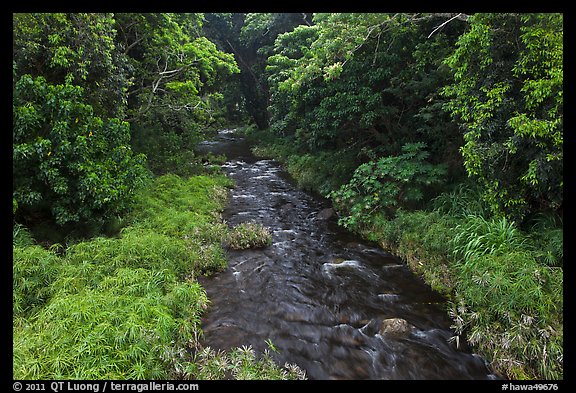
<box><xmin>316</xmin><ymin>208</ymin><xmax>335</xmax><ymax>220</ymax></box>
<box><xmin>379</xmin><ymin>318</ymin><xmax>413</xmax><ymax>338</ymax></box>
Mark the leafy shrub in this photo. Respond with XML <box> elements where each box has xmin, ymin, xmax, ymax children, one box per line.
<box><xmin>442</xmin><ymin>13</ymin><xmax>563</xmax><ymax>221</ymax></box>
<box><xmin>330</xmin><ymin>142</ymin><xmax>447</xmax><ymax>228</ymax></box>
<box><xmin>13</xmin><ymin>74</ymin><xmax>148</xmax><ymax>226</ymax></box>
<box><xmin>130</xmin><ymin>120</ymin><xmax>204</xmax><ymax>177</ymax></box>
<box><xmin>225</xmin><ymin>222</ymin><xmax>273</xmax><ymax>250</ymax></box>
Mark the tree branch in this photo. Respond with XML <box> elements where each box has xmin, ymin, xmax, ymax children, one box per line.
<box><xmin>427</xmin><ymin>13</ymin><xmax>470</xmax><ymax>39</ymax></box>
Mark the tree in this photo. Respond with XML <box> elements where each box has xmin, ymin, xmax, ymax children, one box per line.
<box><xmin>13</xmin><ymin>13</ymin><xmax>148</xmax><ymax>228</ymax></box>
<box><xmin>13</xmin><ymin>73</ymin><xmax>147</xmax><ymax>226</ymax></box>
<box><xmin>13</xmin><ymin>13</ymin><xmax>130</xmax><ymax>119</ymax></box>
<box><xmin>115</xmin><ymin>13</ymin><xmax>240</xmax><ymax>174</ymax></box>
<box><xmin>203</xmin><ymin>13</ymin><xmax>309</xmax><ymax>129</ymax></box>
<box><xmin>266</xmin><ymin>13</ymin><xmax>466</xmax><ymax>161</ymax></box>
<box><xmin>442</xmin><ymin>13</ymin><xmax>563</xmax><ymax>221</ymax></box>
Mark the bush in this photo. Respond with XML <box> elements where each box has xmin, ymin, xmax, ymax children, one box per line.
<box><xmin>331</xmin><ymin>142</ymin><xmax>447</xmax><ymax>228</ymax></box>
<box><xmin>13</xmin><ymin>74</ymin><xmax>148</xmax><ymax>226</ymax></box>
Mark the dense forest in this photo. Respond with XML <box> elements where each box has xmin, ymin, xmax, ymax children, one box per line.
<box><xmin>13</xmin><ymin>13</ymin><xmax>562</xmax><ymax>380</ymax></box>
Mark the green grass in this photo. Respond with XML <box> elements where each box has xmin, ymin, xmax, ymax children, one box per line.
<box><xmin>354</xmin><ymin>200</ymin><xmax>563</xmax><ymax>380</ymax></box>
<box><xmin>225</xmin><ymin>221</ymin><xmax>273</xmax><ymax>250</ymax></box>
<box><xmin>13</xmin><ymin>173</ymin><xmax>306</xmax><ymax>380</ymax></box>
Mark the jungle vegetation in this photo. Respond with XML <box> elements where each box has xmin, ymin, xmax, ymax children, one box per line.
<box><xmin>13</xmin><ymin>12</ymin><xmax>562</xmax><ymax>380</ymax></box>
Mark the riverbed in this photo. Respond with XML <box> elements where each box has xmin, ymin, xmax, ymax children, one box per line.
<box><xmin>196</xmin><ymin>128</ymin><xmax>499</xmax><ymax>380</ymax></box>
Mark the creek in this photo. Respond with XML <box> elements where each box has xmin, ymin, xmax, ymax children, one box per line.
<box><xmin>196</xmin><ymin>128</ymin><xmax>500</xmax><ymax>380</ymax></box>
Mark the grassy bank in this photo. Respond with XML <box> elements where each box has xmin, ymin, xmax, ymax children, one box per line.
<box><xmin>246</xmin><ymin>127</ymin><xmax>563</xmax><ymax>380</ymax></box>
<box><xmin>13</xmin><ymin>172</ymin><xmax>305</xmax><ymax>380</ymax></box>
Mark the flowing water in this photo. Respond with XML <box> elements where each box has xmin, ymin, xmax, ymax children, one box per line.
<box><xmin>196</xmin><ymin>128</ymin><xmax>500</xmax><ymax>380</ymax></box>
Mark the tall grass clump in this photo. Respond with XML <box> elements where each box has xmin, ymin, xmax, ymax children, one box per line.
<box><xmin>528</xmin><ymin>212</ymin><xmax>563</xmax><ymax>267</ymax></box>
<box><xmin>431</xmin><ymin>181</ymin><xmax>490</xmax><ymax>217</ymax></box>
<box><xmin>451</xmin><ymin>215</ymin><xmax>529</xmax><ymax>261</ymax></box>
<box><xmin>449</xmin><ymin>214</ymin><xmax>563</xmax><ymax>379</ymax></box>
<box><xmin>13</xmin><ymin>243</ymin><xmax>61</xmax><ymax>316</ymax></box>
<box><xmin>225</xmin><ymin>221</ymin><xmax>273</xmax><ymax>250</ymax></box>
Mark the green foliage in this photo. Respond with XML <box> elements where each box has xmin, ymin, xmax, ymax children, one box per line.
<box><xmin>203</xmin><ymin>13</ymin><xmax>308</xmax><ymax>129</ymax></box>
<box><xmin>450</xmin><ymin>251</ymin><xmax>563</xmax><ymax>379</ymax></box>
<box><xmin>431</xmin><ymin>181</ymin><xmax>490</xmax><ymax>217</ymax></box>
<box><xmin>187</xmin><ymin>345</ymin><xmax>306</xmax><ymax>380</ymax></box>
<box><xmin>359</xmin><ymin>209</ymin><xmax>460</xmax><ymax>296</ymax></box>
<box><xmin>13</xmin><ymin>244</ymin><xmax>62</xmax><ymax>316</ymax></box>
<box><xmin>14</xmin><ymin>273</ymin><xmax>208</xmax><ymax>379</ymax></box>
<box><xmin>266</xmin><ymin>13</ymin><xmax>465</xmax><ymax>165</ymax></box>
<box><xmin>13</xmin><ymin>74</ymin><xmax>148</xmax><ymax>226</ymax></box>
<box><xmin>446</xmin><ymin>210</ymin><xmax>563</xmax><ymax>379</ymax></box>
<box><xmin>331</xmin><ymin>142</ymin><xmax>446</xmax><ymax>228</ymax></box>
<box><xmin>225</xmin><ymin>222</ymin><xmax>272</xmax><ymax>250</ymax></box>
<box><xmin>13</xmin><ymin>174</ymin><xmax>227</xmax><ymax>379</ymax></box>
<box><xmin>528</xmin><ymin>213</ymin><xmax>563</xmax><ymax>267</ymax></box>
<box><xmin>450</xmin><ymin>215</ymin><xmax>529</xmax><ymax>261</ymax></box>
<box><xmin>13</xmin><ymin>13</ymin><xmax>127</xmax><ymax>118</ymax></box>
<box><xmin>115</xmin><ymin>13</ymin><xmax>240</xmax><ymax>174</ymax></box>
<box><xmin>13</xmin><ymin>13</ymin><xmax>240</xmax><ymax>190</ymax></box>
<box><xmin>442</xmin><ymin>13</ymin><xmax>563</xmax><ymax>221</ymax></box>
<box><xmin>130</xmin><ymin>174</ymin><xmax>231</xmax><ymax>233</ymax></box>
<box><xmin>13</xmin><ymin>227</ymin><xmax>212</xmax><ymax>379</ymax></box>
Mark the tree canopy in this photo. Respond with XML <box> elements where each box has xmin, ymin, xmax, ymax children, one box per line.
<box><xmin>13</xmin><ymin>13</ymin><xmax>239</xmax><ymax>228</ymax></box>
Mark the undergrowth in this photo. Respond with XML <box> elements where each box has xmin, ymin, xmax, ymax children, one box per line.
<box><xmin>355</xmin><ymin>191</ymin><xmax>564</xmax><ymax>380</ymax></box>
<box><xmin>13</xmin><ymin>173</ymin><xmax>305</xmax><ymax>380</ymax></box>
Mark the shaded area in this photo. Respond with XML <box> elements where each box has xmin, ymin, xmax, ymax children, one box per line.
<box><xmin>196</xmin><ymin>129</ymin><xmax>499</xmax><ymax>380</ymax></box>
